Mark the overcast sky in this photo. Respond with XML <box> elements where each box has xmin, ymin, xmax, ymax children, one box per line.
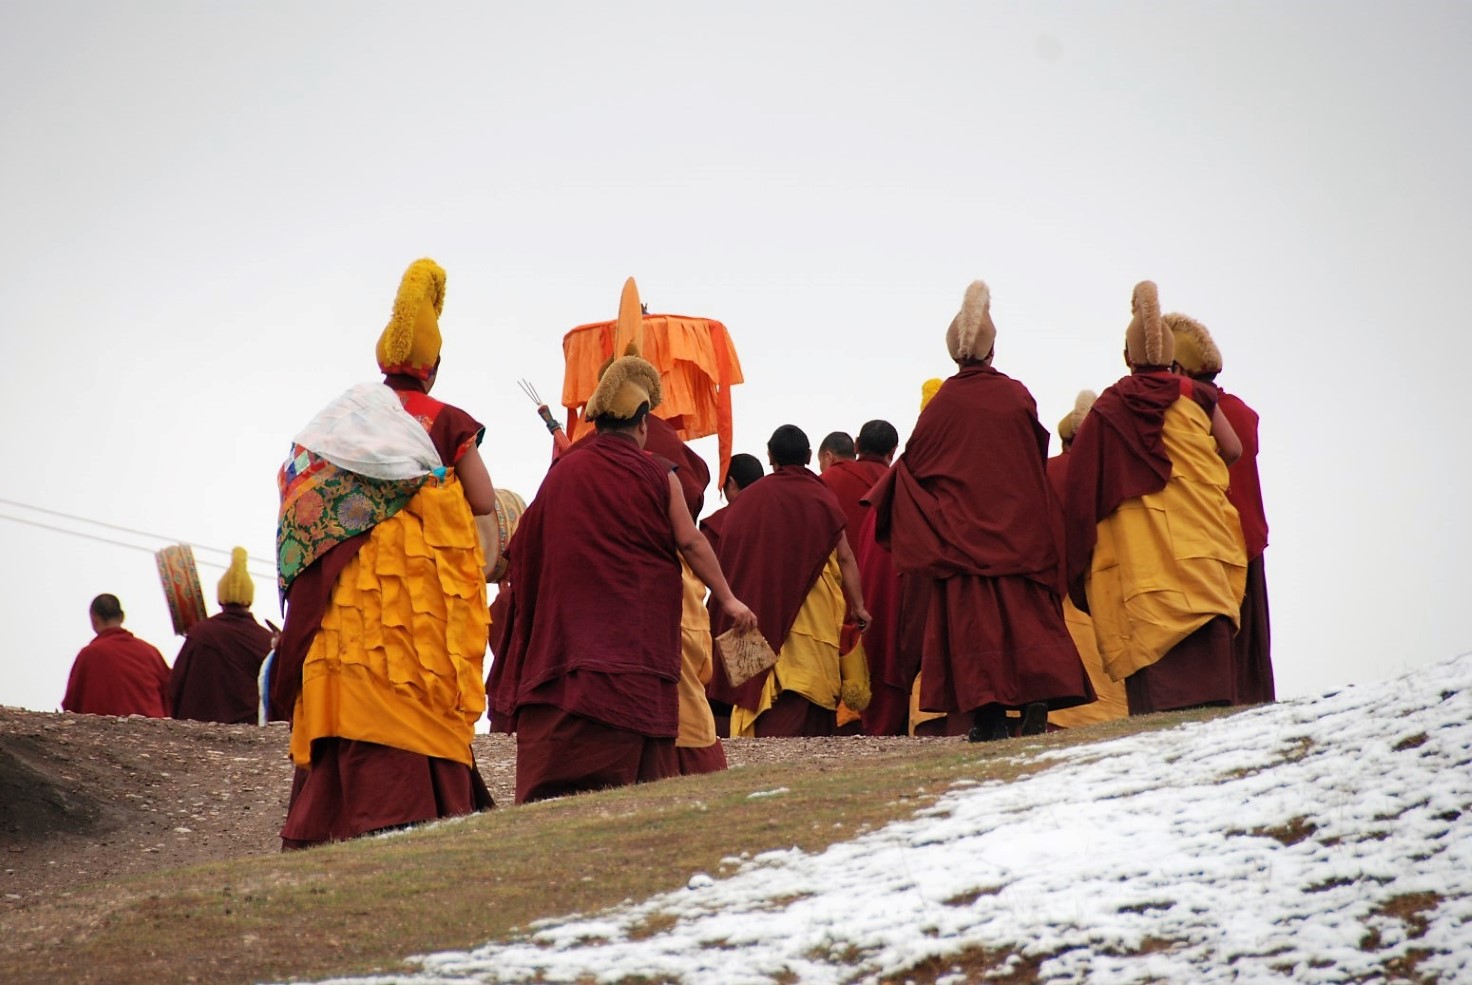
<box><xmin>2</xmin><ymin>1</ymin><xmax>1468</xmax><ymax>714</ymax></box>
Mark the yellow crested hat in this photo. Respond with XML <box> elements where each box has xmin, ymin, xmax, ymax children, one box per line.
<box><xmin>920</xmin><ymin>377</ymin><xmax>943</xmax><ymax>411</ymax></box>
<box><xmin>217</xmin><ymin>546</ymin><xmax>254</xmax><ymax>607</ymax></box>
<box><xmin>944</xmin><ymin>280</ymin><xmax>997</xmax><ymax>364</ymax></box>
<box><xmin>375</xmin><ymin>258</ymin><xmax>446</xmax><ymax>381</ymax></box>
<box><xmin>1164</xmin><ymin>312</ymin><xmax>1223</xmax><ymax>376</ymax></box>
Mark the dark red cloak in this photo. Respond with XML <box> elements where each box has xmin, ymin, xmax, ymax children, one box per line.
<box><xmin>1218</xmin><ymin>390</ymin><xmax>1268</xmax><ymax>560</ymax></box>
<box><xmin>1218</xmin><ymin>388</ymin><xmax>1273</xmax><ymax>704</ymax></box>
<box><xmin>169</xmin><ymin>605</ymin><xmax>273</xmax><ymax>724</ymax></box>
<box><xmin>698</xmin><ymin>504</ymin><xmax>730</xmax><ymax>555</ymax></box>
<box><xmin>707</xmin><ymin>466</ymin><xmax>845</xmax><ymax>709</ymax></box>
<box><xmin>490</xmin><ymin>432</ymin><xmax>682</xmax><ymax>737</ymax></box>
<box><xmin>866</xmin><ymin>363</ymin><xmax>1091</xmax><ymax>715</ymax></box>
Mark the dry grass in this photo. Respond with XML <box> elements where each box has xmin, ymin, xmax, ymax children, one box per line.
<box><xmin>0</xmin><ymin>708</ymin><xmax>1231</xmax><ymax>985</ymax></box>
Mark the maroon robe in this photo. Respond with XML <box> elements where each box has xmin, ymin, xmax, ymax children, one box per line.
<box><xmin>168</xmin><ymin>605</ymin><xmax>273</xmax><ymax>724</ymax></box>
<box><xmin>645</xmin><ymin>414</ymin><xmax>710</xmax><ymax>520</ymax></box>
<box><xmin>707</xmin><ymin>466</ymin><xmax>846</xmax><ymax>712</ymax></box>
<box><xmin>853</xmin><ymin>508</ymin><xmax>909</xmax><ymax>736</ymax></box>
<box><xmin>1219</xmin><ymin>389</ymin><xmax>1274</xmax><ymax>704</ymax></box>
<box><xmin>821</xmin><ymin>457</ymin><xmax>889</xmax><ymax>545</ymax></box>
<box><xmin>699</xmin><ymin>505</ymin><xmax>730</xmax><ymax>555</ymax></box>
<box><xmin>868</xmin><ymin>363</ymin><xmax>1092</xmax><ymax>717</ymax></box>
<box><xmin>490</xmin><ymin>431</ymin><xmax>682</xmax><ymax>803</ymax></box>
<box><xmin>62</xmin><ymin>627</ymin><xmax>171</xmax><ymax>718</ymax></box>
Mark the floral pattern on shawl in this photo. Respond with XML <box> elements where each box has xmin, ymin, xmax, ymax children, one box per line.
<box><xmin>276</xmin><ymin>443</ymin><xmax>427</xmax><ymax>595</ymax></box>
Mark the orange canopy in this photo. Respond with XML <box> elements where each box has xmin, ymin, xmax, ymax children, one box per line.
<box><xmin>562</xmin><ymin>313</ymin><xmax>744</xmax><ymax>485</ymax></box>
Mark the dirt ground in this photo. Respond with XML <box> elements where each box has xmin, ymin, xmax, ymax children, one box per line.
<box><xmin>0</xmin><ymin>705</ymin><xmax>923</xmax><ymax>912</ymax></box>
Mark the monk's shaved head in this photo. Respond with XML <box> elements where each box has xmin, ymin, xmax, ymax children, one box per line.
<box><xmin>856</xmin><ymin>420</ymin><xmax>899</xmax><ymax>458</ymax></box>
<box><xmin>817</xmin><ymin>431</ymin><xmax>854</xmax><ymax>461</ymax></box>
<box><xmin>768</xmin><ymin>425</ymin><xmax>812</xmax><ymax>468</ymax></box>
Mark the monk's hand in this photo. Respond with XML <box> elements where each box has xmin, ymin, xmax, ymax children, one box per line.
<box><xmin>852</xmin><ymin>605</ymin><xmax>873</xmax><ymax>632</ymax></box>
<box><xmin>723</xmin><ymin>597</ymin><xmax>757</xmax><ymax>633</ymax></box>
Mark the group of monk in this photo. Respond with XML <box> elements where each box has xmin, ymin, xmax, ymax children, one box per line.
<box><xmin>61</xmin><ymin>548</ymin><xmax>276</xmax><ymax>725</ymax></box>
<box><xmin>59</xmin><ymin>260</ymin><xmax>1272</xmax><ymax>852</ymax></box>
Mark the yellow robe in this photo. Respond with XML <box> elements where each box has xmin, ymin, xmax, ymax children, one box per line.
<box><xmin>1046</xmin><ymin>598</ymin><xmax>1128</xmax><ymax>728</ymax></box>
<box><xmin>290</xmin><ymin>476</ymin><xmax>488</xmax><ymax>768</ymax></box>
<box><xmin>676</xmin><ymin>557</ymin><xmax>719</xmax><ymax>748</ymax></box>
<box><xmin>729</xmin><ymin>552</ymin><xmax>845</xmax><ymax>738</ymax></box>
<box><xmin>1086</xmin><ymin>398</ymin><xmax>1248</xmax><ymax>682</ymax></box>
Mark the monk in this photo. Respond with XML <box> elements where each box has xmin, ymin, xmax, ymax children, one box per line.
<box><xmin>821</xmin><ymin>419</ymin><xmax>896</xmax><ymax>733</ymax></box>
<box><xmin>697</xmin><ymin>451</ymin><xmax>764</xmax><ymax>737</ymax></box>
<box><xmin>816</xmin><ymin>431</ymin><xmax>855</xmax><ymax>474</ymax></box>
<box><xmin>62</xmin><ymin>594</ymin><xmax>171</xmax><ymax>718</ymax></box>
<box><xmin>490</xmin><ymin>355</ymin><xmax>754</xmax><ymax>803</ymax></box>
<box><xmin>644</xmin><ymin>406</ymin><xmax>727</xmax><ymax>776</ymax></box>
<box><xmin>710</xmin><ymin>425</ymin><xmax>872</xmax><ymax>738</ymax></box>
<box><xmin>274</xmin><ymin>258</ymin><xmax>498</xmax><ymax>848</ymax></box>
<box><xmin>868</xmin><ymin>280</ymin><xmax>1094</xmax><ymax>742</ymax></box>
<box><xmin>1166</xmin><ymin>312</ymin><xmax>1275</xmax><ymax>705</ymax></box>
<box><xmin>821</xmin><ymin>420</ymin><xmax>896</xmax><ymax>539</ymax></box>
<box><xmin>1062</xmin><ymin>281</ymin><xmax>1247</xmax><ymax>715</ymax></box>
<box><xmin>698</xmin><ymin>452</ymin><xmax>764</xmax><ymax>556</ymax></box>
<box><xmin>1044</xmin><ymin>392</ymin><xmax>1129</xmax><ymax>729</ymax></box>
<box><xmin>169</xmin><ymin>547</ymin><xmax>274</xmax><ymax>725</ymax></box>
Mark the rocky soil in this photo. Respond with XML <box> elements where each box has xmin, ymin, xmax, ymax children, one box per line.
<box><xmin>0</xmin><ymin>706</ymin><xmax>921</xmax><ymax>912</ymax></box>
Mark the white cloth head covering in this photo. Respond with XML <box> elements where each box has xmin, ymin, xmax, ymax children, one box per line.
<box><xmin>292</xmin><ymin>382</ymin><xmax>441</xmax><ymax>480</ymax></box>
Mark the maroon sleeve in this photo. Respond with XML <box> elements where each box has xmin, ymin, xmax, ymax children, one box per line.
<box><xmin>428</xmin><ymin>402</ymin><xmax>485</xmax><ymax>466</ymax></box>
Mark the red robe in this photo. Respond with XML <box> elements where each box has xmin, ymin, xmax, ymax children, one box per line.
<box><xmin>490</xmin><ymin>432</ymin><xmax>682</xmax><ymax>738</ymax></box>
<box><xmin>169</xmin><ymin>605</ymin><xmax>273</xmax><ymax>724</ymax></box>
<box><xmin>707</xmin><ymin>466</ymin><xmax>846</xmax><ymax>710</ymax></box>
<box><xmin>821</xmin><ymin>457</ymin><xmax>889</xmax><ymax>545</ymax></box>
<box><xmin>645</xmin><ymin>414</ymin><xmax>710</xmax><ymax>520</ymax></box>
<box><xmin>698</xmin><ymin>505</ymin><xmax>730</xmax><ymax>555</ymax></box>
<box><xmin>1219</xmin><ymin>388</ymin><xmax>1274</xmax><ymax>704</ymax></box>
<box><xmin>868</xmin><ymin>363</ymin><xmax>1092</xmax><ymax>716</ymax></box>
<box><xmin>62</xmin><ymin>627</ymin><xmax>171</xmax><ymax>718</ymax></box>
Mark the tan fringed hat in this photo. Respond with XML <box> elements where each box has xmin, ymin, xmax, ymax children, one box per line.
<box><xmin>375</xmin><ymin>258</ymin><xmax>446</xmax><ymax>381</ymax></box>
<box><xmin>945</xmin><ymin>280</ymin><xmax>997</xmax><ymax>364</ymax></box>
<box><xmin>1057</xmin><ymin>389</ymin><xmax>1097</xmax><ymax>443</ymax></box>
<box><xmin>1164</xmin><ymin>312</ymin><xmax>1223</xmax><ymax>377</ymax></box>
<box><xmin>1124</xmin><ymin>280</ymin><xmax>1172</xmax><ymax>368</ymax></box>
<box><xmin>217</xmin><ymin>547</ymin><xmax>254</xmax><ymax>607</ymax></box>
<box><xmin>584</xmin><ymin>354</ymin><xmax>663</xmax><ymax>421</ymax></box>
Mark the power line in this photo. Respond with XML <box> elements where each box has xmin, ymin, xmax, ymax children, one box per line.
<box><xmin>0</xmin><ymin>511</ymin><xmax>278</xmax><ymax>581</ymax></box>
<box><xmin>0</xmin><ymin>495</ymin><xmax>257</xmax><ymax>561</ymax></box>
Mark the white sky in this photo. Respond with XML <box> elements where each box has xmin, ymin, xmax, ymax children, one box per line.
<box><xmin>291</xmin><ymin>653</ymin><xmax>1472</xmax><ymax>984</ymax></box>
<box><xmin>2</xmin><ymin>2</ymin><xmax>1469</xmax><ymax>712</ymax></box>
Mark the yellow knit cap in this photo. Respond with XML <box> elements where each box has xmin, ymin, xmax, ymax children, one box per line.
<box><xmin>920</xmin><ymin>378</ymin><xmax>943</xmax><ymax>411</ymax></box>
<box><xmin>217</xmin><ymin>547</ymin><xmax>254</xmax><ymax>607</ymax></box>
<box><xmin>375</xmin><ymin>258</ymin><xmax>446</xmax><ymax>381</ymax></box>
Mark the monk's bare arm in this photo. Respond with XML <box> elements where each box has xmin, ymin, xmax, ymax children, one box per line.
<box><xmin>1210</xmin><ymin>405</ymin><xmax>1242</xmax><ymax>467</ymax></box>
<box><xmin>835</xmin><ymin>532</ymin><xmax>872</xmax><ymax>629</ymax></box>
<box><xmin>666</xmin><ymin>475</ymin><xmax>756</xmax><ymax>631</ymax></box>
<box><xmin>457</xmin><ymin>445</ymin><xmax>498</xmax><ymax>516</ymax></box>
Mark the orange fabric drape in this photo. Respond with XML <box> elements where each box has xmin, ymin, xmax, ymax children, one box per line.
<box><xmin>562</xmin><ymin>315</ymin><xmax>744</xmax><ymax>484</ymax></box>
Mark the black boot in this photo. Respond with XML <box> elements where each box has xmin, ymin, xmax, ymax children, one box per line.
<box><xmin>966</xmin><ymin>704</ymin><xmax>1008</xmax><ymax>743</ymax></box>
<box><xmin>1020</xmin><ymin>702</ymin><xmax>1048</xmax><ymax>736</ymax></box>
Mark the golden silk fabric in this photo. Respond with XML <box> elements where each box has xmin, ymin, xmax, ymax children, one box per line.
<box><xmin>289</xmin><ymin>476</ymin><xmax>488</xmax><ymax>768</ymax></box>
<box><xmin>1085</xmin><ymin>399</ymin><xmax>1247</xmax><ymax>682</ymax></box>
<box><xmin>729</xmin><ymin>552</ymin><xmax>845</xmax><ymax>737</ymax></box>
